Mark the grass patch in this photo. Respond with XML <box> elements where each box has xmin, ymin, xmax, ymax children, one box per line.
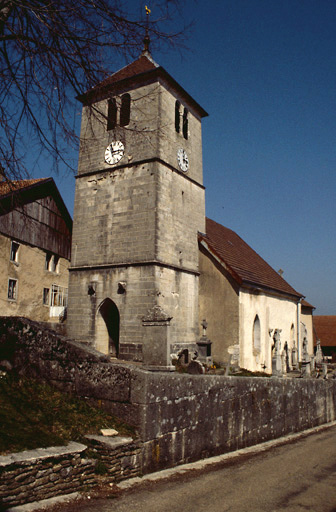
<box><xmin>0</xmin><ymin>373</ymin><xmax>135</xmax><ymax>455</ymax></box>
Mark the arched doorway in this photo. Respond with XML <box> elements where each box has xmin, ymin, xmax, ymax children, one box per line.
<box><xmin>96</xmin><ymin>299</ymin><xmax>120</xmax><ymax>356</ymax></box>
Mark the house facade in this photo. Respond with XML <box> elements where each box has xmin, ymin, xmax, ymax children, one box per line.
<box><xmin>0</xmin><ymin>178</ymin><xmax>72</xmax><ymax>323</ymax></box>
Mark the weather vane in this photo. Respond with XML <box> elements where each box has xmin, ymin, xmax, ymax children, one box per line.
<box><xmin>143</xmin><ymin>5</ymin><xmax>151</xmax><ymax>53</ymax></box>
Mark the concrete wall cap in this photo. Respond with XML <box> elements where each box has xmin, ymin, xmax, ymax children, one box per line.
<box><xmin>0</xmin><ymin>442</ymin><xmax>86</xmax><ymax>467</ymax></box>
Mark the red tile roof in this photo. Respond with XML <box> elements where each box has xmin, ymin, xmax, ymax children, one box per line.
<box><xmin>200</xmin><ymin>218</ymin><xmax>303</xmax><ymax>299</ymax></box>
<box><xmin>301</xmin><ymin>299</ymin><xmax>315</xmax><ymax>309</ymax></box>
<box><xmin>98</xmin><ymin>54</ymin><xmax>158</xmax><ymax>88</ymax></box>
<box><xmin>313</xmin><ymin>316</ymin><xmax>336</xmax><ymax>347</ymax></box>
<box><xmin>0</xmin><ymin>178</ymin><xmax>48</xmax><ymax>197</ymax></box>
<box><xmin>78</xmin><ymin>53</ymin><xmax>208</xmax><ymax>118</ymax></box>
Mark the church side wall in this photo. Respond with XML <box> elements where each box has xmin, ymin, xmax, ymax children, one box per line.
<box><xmin>198</xmin><ymin>246</ymin><xmax>240</xmax><ymax>364</ymax></box>
<box><xmin>239</xmin><ymin>290</ymin><xmax>299</xmax><ymax>373</ymax></box>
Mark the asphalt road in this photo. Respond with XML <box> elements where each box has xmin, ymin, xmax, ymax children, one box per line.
<box><xmin>50</xmin><ymin>425</ymin><xmax>336</xmax><ymax>512</ymax></box>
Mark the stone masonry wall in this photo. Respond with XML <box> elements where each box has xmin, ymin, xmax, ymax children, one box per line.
<box><xmin>0</xmin><ymin>437</ymin><xmax>142</xmax><ymax>509</ymax></box>
<box><xmin>85</xmin><ymin>436</ymin><xmax>141</xmax><ymax>482</ymax></box>
<box><xmin>0</xmin><ymin>443</ymin><xmax>96</xmax><ymax>509</ymax></box>
<box><xmin>1</xmin><ymin>317</ymin><xmax>336</xmax><ymax>478</ymax></box>
<box><xmin>135</xmin><ymin>372</ymin><xmax>336</xmax><ymax>473</ymax></box>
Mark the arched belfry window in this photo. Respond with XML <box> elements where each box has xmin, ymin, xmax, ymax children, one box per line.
<box><xmin>253</xmin><ymin>315</ymin><xmax>261</xmax><ymax>353</ymax></box>
<box><xmin>183</xmin><ymin>107</ymin><xmax>188</xmax><ymax>139</ymax></box>
<box><xmin>175</xmin><ymin>100</ymin><xmax>181</xmax><ymax>133</ymax></box>
<box><xmin>107</xmin><ymin>94</ymin><xmax>130</xmax><ymax>130</ymax></box>
<box><xmin>107</xmin><ymin>98</ymin><xmax>117</xmax><ymax>131</ymax></box>
<box><xmin>120</xmin><ymin>93</ymin><xmax>131</xmax><ymax>127</ymax></box>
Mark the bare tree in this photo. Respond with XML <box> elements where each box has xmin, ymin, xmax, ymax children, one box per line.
<box><xmin>0</xmin><ymin>0</ymin><xmax>187</xmax><ymax>180</ymax></box>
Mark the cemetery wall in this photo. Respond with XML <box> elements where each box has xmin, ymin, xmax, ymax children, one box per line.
<box><xmin>1</xmin><ymin>317</ymin><xmax>336</xmax><ymax>476</ymax></box>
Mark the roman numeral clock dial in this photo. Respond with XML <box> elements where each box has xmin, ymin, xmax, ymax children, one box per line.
<box><xmin>105</xmin><ymin>141</ymin><xmax>124</xmax><ymax>165</ymax></box>
<box><xmin>177</xmin><ymin>148</ymin><xmax>189</xmax><ymax>172</ymax></box>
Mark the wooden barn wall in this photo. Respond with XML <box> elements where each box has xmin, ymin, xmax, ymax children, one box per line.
<box><xmin>0</xmin><ymin>196</ymin><xmax>71</xmax><ymax>260</ymax></box>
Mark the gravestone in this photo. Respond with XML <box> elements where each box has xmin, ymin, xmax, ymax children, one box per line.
<box><xmin>291</xmin><ymin>342</ymin><xmax>298</xmax><ymax>370</ymax></box>
<box><xmin>272</xmin><ymin>329</ymin><xmax>282</xmax><ymax>377</ymax></box>
<box><xmin>187</xmin><ymin>360</ymin><xmax>205</xmax><ymax>374</ymax></box>
<box><xmin>315</xmin><ymin>339</ymin><xmax>324</xmax><ymax>364</ymax></box>
<box><xmin>196</xmin><ymin>319</ymin><xmax>213</xmax><ymax>365</ymax></box>
<box><xmin>284</xmin><ymin>342</ymin><xmax>291</xmax><ymax>373</ymax></box>
<box><xmin>227</xmin><ymin>344</ymin><xmax>240</xmax><ymax>374</ymax></box>
<box><xmin>301</xmin><ymin>337</ymin><xmax>311</xmax><ymax>377</ymax></box>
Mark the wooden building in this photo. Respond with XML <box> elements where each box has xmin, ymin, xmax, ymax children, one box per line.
<box><xmin>0</xmin><ymin>178</ymin><xmax>72</xmax><ymax>323</ymax></box>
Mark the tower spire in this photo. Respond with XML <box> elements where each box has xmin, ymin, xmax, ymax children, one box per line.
<box><xmin>142</xmin><ymin>5</ymin><xmax>151</xmax><ymax>55</ymax></box>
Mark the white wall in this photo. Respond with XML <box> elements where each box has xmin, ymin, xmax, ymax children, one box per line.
<box><xmin>239</xmin><ymin>289</ymin><xmax>299</xmax><ymax>373</ymax></box>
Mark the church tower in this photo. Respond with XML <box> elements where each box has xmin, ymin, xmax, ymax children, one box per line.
<box><xmin>67</xmin><ymin>47</ymin><xmax>208</xmax><ymax>366</ymax></box>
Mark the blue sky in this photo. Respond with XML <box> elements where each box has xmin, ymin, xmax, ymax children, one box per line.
<box><xmin>34</xmin><ymin>1</ymin><xmax>336</xmax><ymax>314</ymax></box>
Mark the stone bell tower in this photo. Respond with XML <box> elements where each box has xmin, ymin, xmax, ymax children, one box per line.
<box><xmin>67</xmin><ymin>47</ymin><xmax>208</xmax><ymax>366</ymax></box>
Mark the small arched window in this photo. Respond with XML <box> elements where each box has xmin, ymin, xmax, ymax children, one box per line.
<box><xmin>107</xmin><ymin>98</ymin><xmax>117</xmax><ymax>131</ymax></box>
<box><xmin>120</xmin><ymin>93</ymin><xmax>131</xmax><ymax>127</ymax></box>
<box><xmin>253</xmin><ymin>315</ymin><xmax>261</xmax><ymax>353</ymax></box>
<box><xmin>290</xmin><ymin>324</ymin><xmax>295</xmax><ymax>346</ymax></box>
<box><xmin>183</xmin><ymin>107</ymin><xmax>188</xmax><ymax>139</ymax></box>
<box><xmin>175</xmin><ymin>100</ymin><xmax>181</xmax><ymax>133</ymax></box>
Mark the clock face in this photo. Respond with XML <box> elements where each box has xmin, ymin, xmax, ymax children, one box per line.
<box><xmin>105</xmin><ymin>141</ymin><xmax>124</xmax><ymax>165</ymax></box>
<box><xmin>177</xmin><ymin>148</ymin><xmax>189</xmax><ymax>172</ymax></box>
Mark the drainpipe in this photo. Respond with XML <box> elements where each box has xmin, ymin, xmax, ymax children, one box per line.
<box><xmin>297</xmin><ymin>298</ymin><xmax>302</xmax><ymax>362</ymax></box>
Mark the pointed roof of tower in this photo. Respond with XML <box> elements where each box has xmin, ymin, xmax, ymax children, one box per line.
<box><xmin>78</xmin><ymin>53</ymin><xmax>208</xmax><ymax>118</ymax></box>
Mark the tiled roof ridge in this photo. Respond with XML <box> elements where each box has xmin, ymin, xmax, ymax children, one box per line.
<box><xmin>81</xmin><ymin>54</ymin><xmax>159</xmax><ymax>99</ymax></box>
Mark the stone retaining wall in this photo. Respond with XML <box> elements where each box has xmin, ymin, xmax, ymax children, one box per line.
<box><xmin>0</xmin><ymin>437</ymin><xmax>142</xmax><ymax>509</ymax></box>
<box><xmin>0</xmin><ymin>442</ymin><xmax>95</xmax><ymax>509</ymax></box>
<box><xmin>85</xmin><ymin>436</ymin><xmax>141</xmax><ymax>481</ymax></box>
<box><xmin>1</xmin><ymin>317</ymin><xmax>336</xmax><ymax>478</ymax></box>
<box><xmin>135</xmin><ymin>372</ymin><xmax>336</xmax><ymax>472</ymax></box>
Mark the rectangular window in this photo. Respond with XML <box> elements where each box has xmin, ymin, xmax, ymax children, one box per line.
<box><xmin>51</xmin><ymin>284</ymin><xmax>68</xmax><ymax>307</ymax></box>
<box><xmin>43</xmin><ymin>288</ymin><xmax>50</xmax><ymax>306</ymax></box>
<box><xmin>10</xmin><ymin>241</ymin><xmax>20</xmax><ymax>263</ymax></box>
<box><xmin>8</xmin><ymin>279</ymin><xmax>17</xmax><ymax>300</ymax></box>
